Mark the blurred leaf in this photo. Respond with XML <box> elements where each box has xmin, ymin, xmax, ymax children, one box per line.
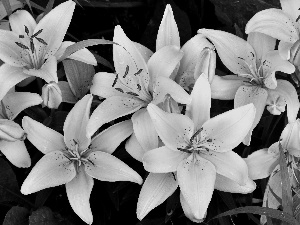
<box><xmin>50</xmin><ymin>111</ymin><xmax>68</xmax><ymax>131</ymax></box>
<box><xmin>29</xmin><ymin>207</ymin><xmax>56</xmax><ymax>225</ymax></box>
<box><xmin>105</xmin><ymin>183</ymin><xmax>120</xmax><ymax>211</ymax></box>
<box><xmin>34</xmin><ymin>188</ymin><xmax>53</xmax><ymax>208</ymax></box>
<box><xmin>60</xmin><ymin>39</ymin><xmax>117</xmax><ymax>61</ymax></box>
<box><xmin>44</xmin><ymin>0</ymin><xmax>54</xmax><ymax>15</ymax></box>
<box><xmin>165</xmin><ymin>189</ymin><xmax>179</xmax><ymax>223</ymax></box>
<box><xmin>2</xmin><ymin>0</ymin><xmax>12</xmax><ymax>16</ymax></box>
<box><xmin>0</xmin><ymin>158</ymin><xmax>27</xmax><ymax>204</ymax></box>
<box><xmin>93</xmin><ymin>52</ymin><xmax>114</xmax><ymax>70</ymax></box>
<box><xmin>210</xmin><ymin>206</ymin><xmax>300</xmax><ymax>225</ymax></box>
<box><xmin>279</xmin><ymin>143</ymin><xmax>293</xmax><ymax>218</ymax></box>
<box><xmin>217</xmin><ymin>191</ymin><xmax>237</xmax><ymax>210</ymax></box>
<box><xmin>0</xmin><ymin>0</ymin><xmax>24</xmax><ymax>20</ymax></box>
<box><xmin>3</xmin><ymin>206</ymin><xmax>29</xmax><ymax>225</ymax></box>
<box><xmin>24</xmin><ymin>106</ymin><xmax>48</xmax><ymax>123</ymax></box>
<box><xmin>63</xmin><ymin>59</ymin><xmax>95</xmax><ymax>100</ymax></box>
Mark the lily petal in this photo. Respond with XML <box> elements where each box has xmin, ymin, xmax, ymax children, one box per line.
<box><xmin>281</xmin><ymin>120</ymin><xmax>300</xmax><ymax>156</ymax></box>
<box><xmin>9</xmin><ymin>10</ymin><xmax>36</xmax><ymax>36</ymax></box>
<box><xmin>247</xmin><ymin>32</ymin><xmax>276</xmax><ymax>65</ymax></box>
<box><xmin>89</xmin><ymin>119</ymin><xmax>133</xmax><ymax>154</ymax></box>
<box><xmin>21</xmin><ymin>150</ymin><xmax>76</xmax><ymax>194</ymax></box>
<box><xmin>147</xmin><ymin>103</ymin><xmax>194</xmax><ymax>150</ymax></box>
<box><xmin>23</xmin><ymin>56</ymin><xmax>58</xmax><ymax>83</ymax></box>
<box><xmin>137</xmin><ymin>172</ymin><xmax>178</xmax><ymax>220</ymax></box>
<box><xmin>198</xmin><ymin>29</ymin><xmax>256</xmax><ymax>75</ymax></box>
<box><xmin>56</xmin><ymin>41</ymin><xmax>97</xmax><ymax>65</ymax></box>
<box><xmin>214</xmin><ymin>174</ymin><xmax>256</xmax><ymax>194</ymax></box>
<box><xmin>64</xmin><ymin>94</ymin><xmax>92</xmax><ymax>151</ymax></box>
<box><xmin>270</xmin><ymin>79</ymin><xmax>300</xmax><ymax>123</ymax></box>
<box><xmin>211</xmin><ymin>75</ymin><xmax>244</xmax><ymax>100</ymax></box>
<box><xmin>245</xmin><ymin>8</ymin><xmax>299</xmax><ymax>43</ymax></box>
<box><xmin>0</xmin><ymin>140</ymin><xmax>31</xmax><ymax>168</ymax></box>
<box><xmin>280</xmin><ymin>0</ymin><xmax>300</xmax><ymax>22</ymax></box>
<box><xmin>186</xmin><ymin>74</ymin><xmax>211</xmax><ymax>130</ymax></box>
<box><xmin>148</xmin><ymin>45</ymin><xmax>183</xmax><ymax>78</ymax></box>
<box><xmin>0</xmin><ymin>30</ymin><xmax>29</xmax><ymax>67</ymax></box>
<box><xmin>0</xmin><ymin>64</ymin><xmax>30</xmax><ymax>101</ymax></box>
<box><xmin>142</xmin><ymin>146</ymin><xmax>189</xmax><ymax>173</ymax></box>
<box><xmin>177</xmin><ymin>154</ymin><xmax>216</xmax><ymax>221</ymax></box>
<box><xmin>278</xmin><ymin>41</ymin><xmax>294</xmax><ymax>60</ymax></box>
<box><xmin>262</xmin><ymin>50</ymin><xmax>295</xmax><ymax>89</ymax></box>
<box><xmin>133</xmin><ymin>42</ymin><xmax>153</xmax><ymax>63</ymax></box>
<box><xmin>90</xmin><ymin>72</ymin><xmax>131</xmax><ymax>98</ymax></box>
<box><xmin>201</xmin><ymin>151</ymin><xmax>249</xmax><ymax>185</ymax></box>
<box><xmin>201</xmin><ymin>103</ymin><xmax>256</xmax><ymax>152</ymax></box>
<box><xmin>125</xmin><ymin>133</ymin><xmax>146</xmax><ymax>162</ymax></box>
<box><xmin>22</xmin><ymin>116</ymin><xmax>65</xmax><ymax>154</ymax></box>
<box><xmin>85</xmin><ymin>151</ymin><xmax>142</xmax><ymax>184</ymax></box>
<box><xmin>156</xmin><ymin>4</ymin><xmax>180</xmax><ymax>50</ymax></box>
<box><xmin>66</xmin><ymin>165</ymin><xmax>94</xmax><ymax>225</ymax></box>
<box><xmin>87</xmin><ymin>96</ymin><xmax>144</xmax><ymax>137</ymax></box>
<box><xmin>2</xmin><ymin>92</ymin><xmax>42</xmax><ymax>120</ymax></box>
<box><xmin>245</xmin><ymin>147</ymin><xmax>279</xmax><ymax>180</ymax></box>
<box><xmin>152</xmin><ymin>76</ymin><xmax>191</xmax><ymax>105</ymax></box>
<box><xmin>132</xmin><ymin>109</ymin><xmax>158</xmax><ymax>152</ymax></box>
<box><xmin>34</xmin><ymin>0</ymin><xmax>75</xmax><ymax>60</ymax></box>
<box><xmin>234</xmin><ymin>86</ymin><xmax>268</xmax><ymax>145</ymax></box>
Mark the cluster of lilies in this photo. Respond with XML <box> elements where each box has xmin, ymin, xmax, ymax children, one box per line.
<box><xmin>1</xmin><ymin>0</ymin><xmax>300</xmax><ymax>224</ymax></box>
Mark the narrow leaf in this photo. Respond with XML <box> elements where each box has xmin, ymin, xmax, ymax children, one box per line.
<box><xmin>210</xmin><ymin>206</ymin><xmax>299</xmax><ymax>225</ymax></box>
<box><xmin>2</xmin><ymin>0</ymin><xmax>12</xmax><ymax>16</ymax></box>
<box><xmin>60</xmin><ymin>39</ymin><xmax>118</xmax><ymax>61</ymax></box>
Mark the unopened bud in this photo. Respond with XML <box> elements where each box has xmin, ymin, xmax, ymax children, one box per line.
<box><xmin>290</xmin><ymin>39</ymin><xmax>300</xmax><ymax>66</ymax></box>
<box><xmin>0</xmin><ymin>119</ymin><xmax>26</xmax><ymax>142</ymax></box>
<box><xmin>194</xmin><ymin>47</ymin><xmax>216</xmax><ymax>84</ymax></box>
<box><xmin>42</xmin><ymin>82</ymin><xmax>62</xmax><ymax>109</ymax></box>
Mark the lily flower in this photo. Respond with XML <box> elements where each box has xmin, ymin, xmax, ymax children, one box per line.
<box><xmin>0</xmin><ymin>91</ymin><xmax>42</xmax><ymax>167</ymax></box>
<box><xmin>143</xmin><ymin>75</ymin><xmax>256</xmax><ymax>222</ymax></box>
<box><xmin>245</xmin><ymin>0</ymin><xmax>300</xmax><ymax>60</ymax></box>
<box><xmin>245</xmin><ymin>116</ymin><xmax>300</xmax><ymax>224</ymax></box>
<box><xmin>87</xmin><ymin>25</ymin><xmax>191</xmax><ymax>152</ymax></box>
<box><xmin>0</xmin><ymin>0</ymin><xmax>96</xmax><ymax>100</ymax></box>
<box><xmin>21</xmin><ymin>94</ymin><xmax>142</xmax><ymax>224</ymax></box>
<box><xmin>198</xmin><ymin>29</ymin><xmax>298</xmax><ymax>145</ymax></box>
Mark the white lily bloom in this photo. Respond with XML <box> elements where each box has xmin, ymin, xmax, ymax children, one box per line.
<box><xmin>0</xmin><ymin>0</ymin><xmax>96</xmax><ymax>100</ymax></box>
<box><xmin>0</xmin><ymin>91</ymin><xmax>42</xmax><ymax>167</ymax></box>
<box><xmin>21</xmin><ymin>94</ymin><xmax>142</xmax><ymax>224</ymax></box>
<box><xmin>143</xmin><ymin>75</ymin><xmax>256</xmax><ymax>222</ymax></box>
<box><xmin>245</xmin><ymin>0</ymin><xmax>300</xmax><ymax>60</ymax></box>
<box><xmin>198</xmin><ymin>29</ymin><xmax>298</xmax><ymax>145</ymax></box>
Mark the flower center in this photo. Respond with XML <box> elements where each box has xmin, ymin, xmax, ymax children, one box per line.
<box><xmin>15</xmin><ymin>25</ymin><xmax>47</xmax><ymax>69</ymax></box>
<box><xmin>177</xmin><ymin>127</ymin><xmax>212</xmax><ymax>154</ymax></box>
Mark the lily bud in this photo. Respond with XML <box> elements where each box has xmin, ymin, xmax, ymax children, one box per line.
<box><xmin>0</xmin><ymin>119</ymin><xmax>26</xmax><ymax>142</ymax></box>
<box><xmin>194</xmin><ymin>47</ymin><xmax>216</xmax><ymax>84</ymax></box>
<box><xmin>290</xmin><ymin>39</ymin><xmax>300</xmax><ymax>66</ymax></box>
<box><xmin>42</xmin><ymin>82</ymin><xmax>62</xmax><ymax>109</ymax></box>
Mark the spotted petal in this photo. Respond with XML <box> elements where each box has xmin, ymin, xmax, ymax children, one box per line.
<box><xmin>21</xmin><ymin>151</ymin><xmax>76</xmax><ymax>194</ymax></box>
<box><xmin>201</xmin><ymin>103</ymin><xmax>256</xmax><ymax>152</ymax></box>
<box><xmin>245</xmin><ymin>8</ymin><xmax>299</xmax><ymax>43</ymax></box>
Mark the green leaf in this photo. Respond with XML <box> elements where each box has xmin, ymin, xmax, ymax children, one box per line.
<box><xmin>60</xmin><ymin>39</ymin><xmax>118</xmax><ymax>61</ymax></box>
<box><xmin>93</xmin><ymin>52</ymin><xmax>114</xmax><ymax>70</ymax></box>
<box><xmin>210</xmin><ymin>206</ymin><xmax>300</xmax><ymax>225</ymax></box>
<box><xmin>29</xmin><ymin>207</ymin><xmax>56</xmax><ymax>225</ymax></box>
<box><xmin>2</xmin><ymin>0</ymin><xmax>12</xmax><ymax>16</ymax></box>
<box><xmin>3</xmin><ymin>206</ymin><xmax>29</xmax><ymax>225</ymax></box>
<box><xmin>279</xmin><ymin>142</ymin><xmax>293</xmax><ymax>217</ymax></box>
